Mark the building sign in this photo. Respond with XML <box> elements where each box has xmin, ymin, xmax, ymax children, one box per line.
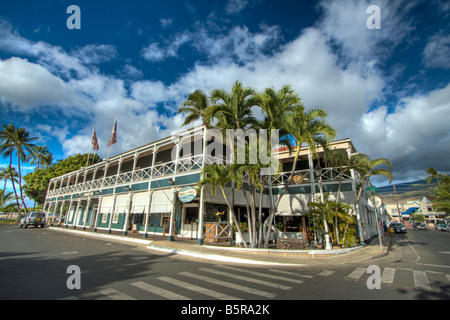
<box><xmin>178</xmin><ymin>186</ymin><xmax>197</xmax><ymax>203</ymax></box>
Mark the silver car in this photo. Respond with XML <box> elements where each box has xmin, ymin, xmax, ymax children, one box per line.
<box><xmin>19</xmin><ymin>212</ymin><xmax>46</xmax><ymax>228</ymax></box>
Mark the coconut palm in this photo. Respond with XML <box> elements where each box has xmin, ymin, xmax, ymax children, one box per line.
<box><xmin>0</xmin><ymin>124</ymin><xmax>21</xmax><ymax>211</ymax></box>
<box><xmin>178</xmin><ymin>89</ymin><xmax>212</xmax><ymax>127</ymax></box>
<box><xmin>425</xmin><ymin>167</ymin><xmax>442</xmax><ymax>186</ymax></box>
<box><xmin>27</xmin><ymin>145</ymin><xmax>53</xmax><ymax>170</ymax></box>
<box><xmin>349</xmin><ymin>153</ymin><xmax>393</xmax><ymax>241</ymax></box>
<box><xmin>197</xmin><ymin>163</ymin><xmax>248</xmax><ymax>248</ymax></box>
<box><xmin>10</xmin><ymin>127</ymin><xmax>38</xmax><ymax>213</ymax></box>
<box><xmin>0</xmin><ymin>165</ymin><xmax>19</xmax><ymax>190</ymax></box>
<box><xmin>27</xmin><ymin>146</ymin><xmax>53</xmax><ymax>169</ymax></box>
<box><xmin>0</xmin><ymin>189</ymin><xmax>17</xmax><ymax>212</ymax></box>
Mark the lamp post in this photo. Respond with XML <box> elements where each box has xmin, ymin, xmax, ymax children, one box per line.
<box><xmin>314</xmin><ymin>162</ymin><xmax>332</xmax><ymax>250</ymax></box>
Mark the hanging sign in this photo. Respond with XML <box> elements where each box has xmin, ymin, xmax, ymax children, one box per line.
<box><xmin>178</xmin><ymin>186</ymin><xmax>197</xmax><ymax>203</ymax></box>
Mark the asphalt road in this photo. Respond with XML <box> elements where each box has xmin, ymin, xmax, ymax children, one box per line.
<box><xmin>1</xmin><ymin>225</ymin><xmax>449</xmax><ymax>304</ymax></box>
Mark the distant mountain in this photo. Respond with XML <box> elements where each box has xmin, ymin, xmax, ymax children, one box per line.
<box><xmin>376</xmin><ymin>179</ymin><xmax>438</xmax><ymax>203</ymax></box>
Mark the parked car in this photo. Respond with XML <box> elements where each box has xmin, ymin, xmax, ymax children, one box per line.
<box><xmin>19</xmin><ymin>212</ymin><xmax>46</xmax><ymax>228</ymax></box>
<box><xmin>413</xmin><ymin>222</ymin><xmax>427</xmax><ymax>230</ymax></box>
<box><xmin>390</xmin><ymin>221</ymin><xmax>407</xmax><ymax>233</ymax></box>
<box><xmin>447</xmin><ymin>225</ymin><xmax>450</xmax><ymax>232</ymax></box>
<box><xmin>436</xmin><ymin>223</ymin><xmax>448</xmax><ymax>231</ymax></box>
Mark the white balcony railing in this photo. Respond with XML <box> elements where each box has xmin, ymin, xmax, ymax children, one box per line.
<box><xmin>47</xmin><ymin>154</ymin><xmax>354</xmax><ymax>198</ymax></box>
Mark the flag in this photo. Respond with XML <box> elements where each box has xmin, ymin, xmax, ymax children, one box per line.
<box><xmin>108</xmin><ymin>115</ymin><xmax>117</xmax><ymax>147</ymax></box>
<box><xmin>91</xmin><ymin>128</ymin><xmax>99</xmax><ymax>151</ymax></box>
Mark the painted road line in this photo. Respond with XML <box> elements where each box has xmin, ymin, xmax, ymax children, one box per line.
<box><xmin>413</xmin><ymin>271</ymin><xmax>431</xmax><ymax>291</ymax></box>
<box><xmin>97</xmin><ymin>287</ymin><xmax>136</xmax><ymax>300</ymax></box>
<box><xmin>199</xmin><ymin>268</ymin><xmax>292</xmax><ymax>290</ymax></box>
<box><xmin>180</xmin><ymin>271</ymin><xmax>277</xmax><ymax>299</ymax></box>
<box><xmin>347</xmin><ymin>267</ymin><xmax>366</xmax><ymax>280</ymax></box>
<box><xmin>157</xmin><ymin>276</ymin><xmax>241</xmax><ymax>300</ymax></box>
<box><xmin>381</xmin><ymin>267</ymin><xmax>396</xmax><ymax>284</ymax></box>
<box><xmin>131</xmin><ymin>281</ymin><xmax>191</xmax><ymax>300</ymax></box>
<box><xmin>217</xmin><ymin>265</ymin><xmax>305</xmax><ymax>285</ymax></box>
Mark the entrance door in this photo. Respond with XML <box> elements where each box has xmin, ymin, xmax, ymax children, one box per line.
<box><xmin>182</xmin><ymin>205</ymin><xmax>199</xmax><ymax>238</ymax></box>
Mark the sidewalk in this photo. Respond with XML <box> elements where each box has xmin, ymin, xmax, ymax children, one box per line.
<box><xmin>49</xmin><ymin>226</ymin><xmax>392</xmax><ymax>267</ymax></box>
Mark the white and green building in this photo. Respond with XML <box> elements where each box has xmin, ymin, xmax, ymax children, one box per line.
<box><xmin>43</xmin><ymin>125</ymin><xmax>379</xmax><ymax>245</ymax></box>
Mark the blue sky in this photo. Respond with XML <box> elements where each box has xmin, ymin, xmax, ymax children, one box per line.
<box><xmin>0</xmin><ymin>0</ymin><xmax>449</xmax><ymax>194</ymax></box>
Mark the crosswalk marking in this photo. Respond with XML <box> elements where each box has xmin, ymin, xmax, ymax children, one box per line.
<box><xmin>347</xmin><ymin>267</ymin><xmax>366</xmax><ymax>280</ymax></box>
<box><xmin>268</xmin><ymin>269</ymin><xmax>314</xmax><ymax>279</ymax></box>
<box><xmin>180</xmin><ymin>271</ymin><xmax>277</xmax><ymax>299</ymax></box>
<box><xmin>216</xmin><ymin>265</ymin><xmax>304</xmax><ymax>285</ymax></box>
<box><xmin>318</xmin><ymin>270</ymin><xmax>335</xmax><ymax>277</ymax></box>
<box><xmin>157</xmin><ymin>276</ymin><xmax>242</xmax><ymax>300</ymax></box>
<box><xmin>381</xmin><ymin>267</ymin><xmax>396</xmax><ymax>284</ymax></box>
<box><xmin>97</xmin><ymin>287</ymin><xmax>136</xmax><ymax>300</ymax></box>
<box><xmin>199</xmin><ymin>267</ymin><xmax>292</xmax><ymax>290</ymax></box>
<box><xmin>413</xmin><ymin>271</ymin><xmax>431</xmax><ymax>291</ymax></box>
<box><xmin>131</xmin><ymin>281</ymin><xmax>191</xmax><ymax>300</ymax></box>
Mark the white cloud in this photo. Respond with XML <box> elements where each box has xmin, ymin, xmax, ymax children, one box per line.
<box><xmin>71</xmin><ymin>44</ymin><xmax>117</xmax><ymax>65</ymax></box>
<box><xmin>0</xmin><ymin>57</ymin><xmax>80</xmax><ymax>111</ymax></box>
<box><xmin>357</xmin><ymin>83</ymin><xmax>450</xmax><ymax>181</ymax></box>
<box><xmin>423</xmin><ymin>32</ymin><xmax>450</xmax><ymax>69</ymax></box>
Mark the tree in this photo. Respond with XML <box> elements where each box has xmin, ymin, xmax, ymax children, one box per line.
<box><xmin>349</xmin><ymin>153</ymin><xmax>393</xmax><ymax>241</ymax></box>
<box><xmin>24</xmin><ymin>153</ymin><xmax>101</xmax><ymax>205</ymax></box>
<box><xmin>425</xmin><ymin>167</ymin><xmax>442</xmax><ymax>186</ymax></box>
<box><xmin>178</xmin><ymin>90</ymin><xmax>212</xmax><ymax>127</ymax></box>
<box><xmin>197</xmin><ymin>163</ymin><xmax>248</xmax><ymax>248</ymax></box>
<box><xmin>264</xmin><ymin>103</ymin><xmax>336</xmax><ymax>247</ymax></box>
<box><xmin>210</xmin><ymin>80</ymin><xmax>259</xmax><ymax>130</ymax></box>
<box><xmin>28</xmin><ymin>145</ymin><xmax>53</xmax><ymax>170</ymax></box>
<box><xmin>10</xmin><ymin>127</ymin><xmax>38</xmax><ymax>213</ymax></box>
<box><xmin>0</xmin><ymin>124</ymin><xmax>21</xmax><ymax>211</ymax></box>
<box><xmin>0</xmin><ymin>189</ymin><xmax>17</xmax><ymax>212</ymax></box>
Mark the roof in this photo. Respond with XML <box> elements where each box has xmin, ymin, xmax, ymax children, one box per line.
<box><xmin>402</xmin><ymin>207</ymin><xmax>420</xmax><ymax>215</ymax></box>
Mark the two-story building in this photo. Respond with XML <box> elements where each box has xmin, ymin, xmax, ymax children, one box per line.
<box><xmin>43</xmin><ymin>125</ymin><xmax>379</xmax><ymax>246</ymax></box>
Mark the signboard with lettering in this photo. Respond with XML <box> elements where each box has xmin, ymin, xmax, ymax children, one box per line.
<box><xmin>178</xmin><ymin>186</ymin><xmax>197</xmax><ymax>203</ymax></box>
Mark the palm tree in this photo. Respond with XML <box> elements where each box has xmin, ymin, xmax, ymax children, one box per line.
<box><xmin>27</xmin><ymin>145</ymin><xmax>52</xmax><ymax>170</ymax></box>
<box><xmin>264</xmin><ymin>104</ymin><xmax>337</xmax><ymax>247</ymax></box>
<box><xmin>349</xmin><ymin>153</ymin><xmax>393</xmax><ymax>241</ymax></box>
<box><xmin>11</xmin><ymin>127</ymin><xmax>38</xmax><ymax>213</ymax></box>
<box><xmin>197</xmin><ymin>163</ymin><xmax>248</xmax><ymax>248</ymax></box>
<box><xmin>178</xmin><ymin>89</ymin><xmax>212</xmax><ymax>127</ymax></box>
<box><xmin>0</xmin><ymin>188</ymin><xmax>17</xmax><ymax>212</ymax></box>
<box><xmin>432</xmin><ymin>183</ymin><xmax>450</xmax><ymax>214</ymax></box>
<box><xmin>210</xmin><ymin>80</ymin><xmax>260</xmax><ymax>130</ymax></box>
<box><xmin>0</xmin><ymin>124</ymin><xmax>21</xmax><ymax>211</ymax></box>
<box><xmin>425</xmin><ymin>167</ymin><xmax>441</xmax><ymax>186</ymax></box>
<box><xmin>0</xmin><ymin>165</ymin><xmax>19</xmax><ymax>190</ymax></box>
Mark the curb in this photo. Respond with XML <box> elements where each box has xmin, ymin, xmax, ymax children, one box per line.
<box><xmin>146</xmin><ymin>243</ymin><xmax>305</xmax><ymax>266</ymax></box>
<box><xmin>49</xmin><ymin>227</ymin><xmax>152</xmax><ymax>245</ymax></box>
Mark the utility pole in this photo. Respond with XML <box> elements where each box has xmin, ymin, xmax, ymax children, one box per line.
<box><xmin>393</xmin><ymin>184</ymin><xmax>401</xmax><ymax>222</ymax></box>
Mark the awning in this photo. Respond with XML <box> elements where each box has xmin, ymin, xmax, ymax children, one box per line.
<box><xmin>131</xmin><ymin>192</ymin><xmax>147</xmax><ymax>214</ymax></box>
<box><xmin>150</xmin><ymin>189</ymin><xmax>173</xmax><ymax>214</ymax></box>
<box><xmin>402</xmin><ymin>207</ymin><xmax>419</xmax><ymax>215</ymax></box>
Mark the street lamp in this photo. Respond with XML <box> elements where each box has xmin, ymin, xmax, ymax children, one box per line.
<box><xmin>314</xmin><ymin>162</ymin><xmax>332</xmax><ymax>250</ymax></box>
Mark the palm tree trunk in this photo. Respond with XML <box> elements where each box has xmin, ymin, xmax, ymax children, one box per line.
<box><xmin>264</xmin><ymin>147</ymin><xmax>301</xmax><ymax>247</ymax></box>
<box><xmin>220</xmin><ymin>187</ymin><xmax>248</xmax><ymax>248</ymax></box>
<box><xmin>17</xmin><ymin>154</ymin><xmax>28</xmax><ymax>213</ymax></box>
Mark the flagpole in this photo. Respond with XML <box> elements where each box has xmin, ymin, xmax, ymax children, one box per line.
<box><xmin>106</xmin><ymin>114</ymin><xmax>118</xmax><ymax>160</ymax></box>
<box><xmin>86</xmin><ymin>127</ymin><xmax>95</xmax><ymax>167</ymax></box>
